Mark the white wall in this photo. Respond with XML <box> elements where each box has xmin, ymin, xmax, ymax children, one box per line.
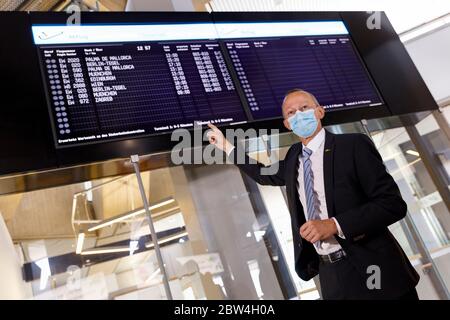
<box><xmin>0</xmin><ymin>213</ymin><xmax>30</xmax><ymax>299</ymax></box>
<box><xmin>125</xmin><ymin>0</ymin><xmax>174</xmax><ymax>11</ymax></box>
<box><xmin>404</xmin><ymin>25</ymin><xmax>450</xmax><ymax>104</ymax></box>
<box><xmin>125</xmin><ymin>0</ymin><xmax>195</xmax><ymax>11</ymax></box>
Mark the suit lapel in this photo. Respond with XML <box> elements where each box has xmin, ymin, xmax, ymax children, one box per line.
<box><xmin>286</xmin><ymin>142</ymin><xmax>304</xmax><ymax>225</ymax></box>
<box><xmin>323</xmin><ymin>130</ymin><xmax>335</xmax><ymax>217</ymax></box>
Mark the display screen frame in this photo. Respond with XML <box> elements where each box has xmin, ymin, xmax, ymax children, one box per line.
<box><xmin>30</xmin><ymin>11</ymin><xmax>390</xmax><ymax>154</ymax></box>
<box><xmin>0</xmin><ymin>10</ymin><xmax>438</xmax><ymax>176</ymax></box>
<box><xmin>9</xmin><ymin>10</ymin><xmax>434</xmax><ymax>170</ymax></box>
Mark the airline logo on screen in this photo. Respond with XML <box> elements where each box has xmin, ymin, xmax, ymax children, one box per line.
<box><xmin>31</xmin><ymin>21</ymin><xmax>349</xmax><ymax>45</ymax></box>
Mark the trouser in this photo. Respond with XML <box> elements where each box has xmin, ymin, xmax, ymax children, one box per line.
<box><xmin>318</xmin><ymin>257</ymin><xmax>419</xmax><ymax>300</ymax></box>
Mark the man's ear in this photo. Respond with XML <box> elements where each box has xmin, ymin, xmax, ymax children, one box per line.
<box><xmin>283</xmin><ymin>118</ymin><xmax>291</xmax><ymax>130</ymax></box>
<box><xmin>316</xmin><ymin>106</ymin><xmax>325</xmax><ymax>120</ymax></box>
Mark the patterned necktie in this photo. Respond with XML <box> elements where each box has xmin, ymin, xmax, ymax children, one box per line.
<box><xmin>302</xmin><ymin>147</ymin><xmax>321</xmax><ymax>250</ymax></box>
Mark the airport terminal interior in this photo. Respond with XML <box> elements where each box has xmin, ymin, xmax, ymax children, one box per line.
<box><xmin>1</xmin><ymin>0</ymin><xmax>450</xmax><ymax>300</ymax></box>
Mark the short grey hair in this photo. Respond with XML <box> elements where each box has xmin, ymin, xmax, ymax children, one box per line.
<box><xmin>283</xmin><ymin>88</ymin><xmax>320</xmax><ymax>106</ymax></box>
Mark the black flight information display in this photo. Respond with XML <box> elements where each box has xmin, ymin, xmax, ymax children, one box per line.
<box><xmin>32</xmin><ymin>21</ymin><xmax>383</xmax><ymax>148</ymax></box>
<box><xmin>225</xmin><ymin>38</ymin><xmax>383</xmax><ymax>119</ymax></box>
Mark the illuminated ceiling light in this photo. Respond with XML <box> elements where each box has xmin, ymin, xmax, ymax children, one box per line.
<box><xmin>406</xmin><ymin>149</ymin><xmax>420</xmax><ymax>157</ymax></box>
<box><xmin>74</xmin><ymin>220</ymin><xmax>101</xmax><ymax>224</ymax></box>
<box><xmin>80</xmin><ymin>246</ymin><xmax>130</xmax><ymax>255</ymax></box>
<box><xmin>87</xmin><ymin>210</ymin><xmax>145</xmax><ymax>231</ymax></box>
<box><xmin>75</xmin><ymin>232</ymin><xmax>85</xmax><ymax>254</ymax></box>
<box><xmin>152</xmin><ymin>208</ymin><xmax>181</xmax><ymax>219</ymax></box>
<box><xmin>400</xmin><ymin>14</ymin><xmax>450</xmax><ymax>43</ymax></box>
<box><xmin>145</xmin><ymin>231</ymin><xmax>189</xmax><ymax>248</ymax></box>
<box><xmin>87</xmin><ymin>198</ymin><xmax>175</xmax><ymax>232</ymax></box>
<box><xmin>81</xmin><ymin>232</ymin><xmax>187</xmax><ymax>255</ymax></box>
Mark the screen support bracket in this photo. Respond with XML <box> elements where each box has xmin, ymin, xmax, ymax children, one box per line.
<box><xmin>130</xmin><ymin>154</ymin><xmax>173</xmax><ymax>300</ymax></box>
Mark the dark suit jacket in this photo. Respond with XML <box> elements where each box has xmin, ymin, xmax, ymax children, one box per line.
<box><xmin>229</xmin><ymin>130</ymin><xmax>419</xmax><ymax>298</ymax></box>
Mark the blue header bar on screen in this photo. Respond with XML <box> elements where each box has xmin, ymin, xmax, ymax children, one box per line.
<box><xmin>32</xmin><ymin>21</ymin><xmax>349</xmax><ymax>45</ymax></box>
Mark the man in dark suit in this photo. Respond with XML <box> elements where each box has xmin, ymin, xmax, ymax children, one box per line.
<box><xmin>207</xmin><ymin>89</ymin><xmax>420</xmax><ymax>300</ymax></box>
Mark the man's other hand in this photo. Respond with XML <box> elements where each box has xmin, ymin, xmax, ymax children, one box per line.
<box><xmin>299</xmin><ymin>219</ymin><xmax>338</xmax><ymax>243</ymax></box>
<box><xmin>207</xmin><ymin>123</ymin><xmax>233</xmax><ymax>154</ymax></box>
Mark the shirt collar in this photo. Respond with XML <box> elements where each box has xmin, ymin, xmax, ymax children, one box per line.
<box><xmin>302</xmin><ymin>128</ymin><xmax>325</xmax><ymax>153</ymax></box>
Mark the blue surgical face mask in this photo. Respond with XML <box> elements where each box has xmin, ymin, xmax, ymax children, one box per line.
<box><xmin>287</xmin><ymin>109</ymin><xmax>318</xmax><ymax>139</ymax></box>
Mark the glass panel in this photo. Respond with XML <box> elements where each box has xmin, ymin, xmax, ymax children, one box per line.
<box><xmin>257</xmin><ymin>182</ymin><xmax>320</xmax><ymax>300</ymax></box>
<box><xmin>367</xmin><ymin>117</ymin><xmax>450</xmax><ymax>299</ymax></box>
<box><xmin>413</xmin><ymin>113</ymin><xmax>450</xmax><ymax>295</ymax></box>
<box><xmin>2</xmin><ymin>114</ymin><xmax>449</xmax><ymax>300</ymax></box>
<box><xmin>326</xmin><ymin>116</ymin><xmax>450</xmax><ymax>299</ymax></box>
<box><xmin>2</xmin><ymin>164</ymin><xmax>287</xmax><ymax>300</ymax></box>
<box><xmin>180</xmin><ymin>164</ymin><xmax>288</xmax><ymax>300</ymax></box>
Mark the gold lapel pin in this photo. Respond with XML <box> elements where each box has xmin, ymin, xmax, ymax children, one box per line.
<box><xmin>325</xmin><ymin>148</ymin><xmax>331</xmax><ymax>152</ymax></box>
